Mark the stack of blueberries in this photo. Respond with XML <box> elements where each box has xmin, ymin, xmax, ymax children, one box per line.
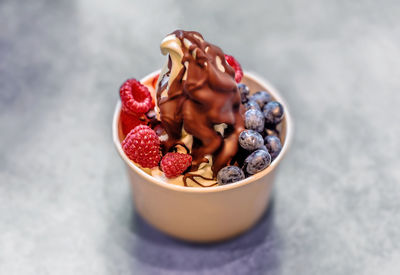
<box><xmin>217</xmin><ymin>83</ymin><xmax>284</xmax><ymax>185</ymax></box>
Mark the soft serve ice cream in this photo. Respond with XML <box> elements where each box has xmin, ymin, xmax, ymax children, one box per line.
<box><xmin>118</xmin><ymin>30</ymin><xmax>284</xmax><ymax>187</ymax></box>
<box><xmin>154</xmin><ymin>30</ymin><xmax>245</xmax><ymax>186</ymax></box>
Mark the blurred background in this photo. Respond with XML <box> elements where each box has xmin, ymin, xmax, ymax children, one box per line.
<box><xmin>1</xmin><ymin>0</ymin><xmax>400</xmax><ymax>274</ymax></box>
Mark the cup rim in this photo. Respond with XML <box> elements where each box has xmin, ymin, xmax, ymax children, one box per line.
<box><xmin>112</xmin><ymin>70</ymin><xmax>293</xmax><ymax>193</ymax></box>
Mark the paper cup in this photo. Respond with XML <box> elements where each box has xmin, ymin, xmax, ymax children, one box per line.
<box><xmin>112</xmin><ymin>71</ymin><xmax>293</xmax><ymax>242</ymax></box>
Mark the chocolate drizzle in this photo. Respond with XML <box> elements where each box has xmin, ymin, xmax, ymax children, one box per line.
<box><xmin>157</xmin><ymin>30</ymin><xmax>245</xmax><ymax>177</ymax></box>
<box><xmin>183</xmin><ymin>173</ymin><xmax>218</xmax><ymax>187</ymax></box>
<box><xmin>169</xmin><ymin>141</ymin><xmax>190</xmax><ymax>154</ymax></box>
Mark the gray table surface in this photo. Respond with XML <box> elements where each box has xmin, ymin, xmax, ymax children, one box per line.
<box><xmin>1</xmin><ymin>0</ymin><xmax>400</xmax><ymax>274</ymax></box>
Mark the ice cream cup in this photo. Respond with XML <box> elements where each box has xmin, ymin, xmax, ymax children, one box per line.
<box><xmin>112</xmin><ymin>71</ymin><xmax>293</xmax><ymax>242</ymax></box>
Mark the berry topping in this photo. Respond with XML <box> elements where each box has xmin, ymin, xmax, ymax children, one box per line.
<box><xmin>217</xmin><ymin>166</ymin><xmax>245</xmax><ymax>185</ymax></box>
<box><xmin>244</xmin><ymin>100</ymin><xmax>261</xmax><ymax>112</ymax></box>
<box><xmin>161</xmin><ymin>153</ymin><xmax>192</xmax><ymax>178</ymax></box>
<box><xmin>259</xmin><ymin>145</ymin><xmax>269</xmax><ymax>152</ymax></box>
<box><xmin>225</xmin><ymin>54</ymin><xmax>243</xmax><ymax>83</ymax></box>
<box><xmin>243</xmin><ymin>150</ymin><xmax>271</xmax><ymax>175</ymax></box>
<box><xmin>237</xmin><ymin>83</ymin><xmax>250</xmax><ymax>103</ymax></box>
<box><xmin>119</xmin><ymin>79</ymin><xmax>153</xmax><ymax>116</ymax></box>
<box><xmin>245</xmin><ymin>109</ymin><xmax>265</xmax><ymax>133</ymax></box>
<box><xmin>122</xmin><ymin>125</ymin><xmax>161</xmax><ymax>168</ymax></box>
<box><xmin>239</xmin><ymin>130</ymin><xmax>264</xmax><ymax>151</ymax></box>
<box><xmin>249</xmin><ymin>91</ymin><xmax>272</xmax><ymax>109</ymax></box>
<box><xmin>263</xmin><ymin>101</ymin><xmax>284</xmax><ymax>125</ymax></box>
<box><xmin>120</xmin><ymin>110</ymin><xmax>145</xmax><ymax>137</ymax></box>
<box><xmin>264</xmin><ymin>135</ymin><xmax>282</xmax><ymax>160</ymax></box>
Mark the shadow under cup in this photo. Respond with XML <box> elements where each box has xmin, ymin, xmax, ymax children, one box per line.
<box><xmin>113</xmin><ymin>71</ymin><xmax>293</xmax><ymax>242</ymax></box>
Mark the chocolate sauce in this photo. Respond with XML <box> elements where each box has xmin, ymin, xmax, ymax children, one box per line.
<box><xmin>157</xmin><ymin>30</ymin><xmax>245</xmax><ymax>177</ymax></box>
<box><xmin>183</xmin><ymin>173</ymin><xmax>218</xmax><ymax>187</ymax></box>
<box><xmin>169</xmin><ymin>141</ymin><xmax>190</xmax><ymax>154</ymax></box>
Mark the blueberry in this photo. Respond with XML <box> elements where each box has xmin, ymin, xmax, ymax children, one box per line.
<box><xmin>265</xmin><ymin>127</ymin><xmax>280</xmax><ymax>138</ymax></box>
<box><xmin>239</xmin><ymin>130</ymin><xmax>264</xmax><ymax>151</ymax></box>
<box><xmin>217</xmin><ymin>166</ymin><xmax>245</xmax><ymax>185</ymax></box>
<box><xmin>244</xmin><ymin>100</ymin><xmax>261</xmax><ymax>111</ymax></box>
<box><xmin>264</xmin><ymin>135</ymin><xmax>282</xmax><ymax>160</ymax></box>
<box><xmin>243</xmin><ymin>150</ymin><xmax>271</xmax><ymax>175</ymax></box>
<box><xmin>249</xmin><ymin>91</ymin><xmax>272</xmax><ymax>108</ymax></box>
<box><xmin>259</xmin><ymin>145</ymin><xmax>268</xmax><ymax>152</ymax></box>
<box><xmin>238</xmin><ymin>83</ymin><xmax>250</xmax><ymax>103</ymax></box>
<box><xmin>263</xmin><ymin>101</ymin><xmax>284</xmax><ymax>125</ymax></box>
<box><xmin>245</xmin><ymin>109</ymin><xmax>265</xmax><ymax>132</ymax></box>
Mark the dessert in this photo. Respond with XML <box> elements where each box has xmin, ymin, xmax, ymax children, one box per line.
<box><xmin>118</xmin><ymin>30</ymin><xmax>285</xmax><ymax>187</ymax></box>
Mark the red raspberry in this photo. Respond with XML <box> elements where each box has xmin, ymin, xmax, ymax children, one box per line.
<box><xmin>225</xmin><ymin>54</ymin><xmax>243</xmax><ymax>83</ymax></box>
<box><xmin>122</xmin><ymin>125</ymin><xmax>161</xmax><ymax>168</ymax></box>
<box><xmin>120</xmin><ymin>110</ymin><xmax>145</xmax><ymax>137</ymax></box>
<box><xmin>161</xmin><ymin>153</ymin><xmax>192</xmax><ymax>178</ymax></box>
<box><xmin>119</xmin><ymin>79</ymin><xmax>153</xmax><ymax>116</ymax></box>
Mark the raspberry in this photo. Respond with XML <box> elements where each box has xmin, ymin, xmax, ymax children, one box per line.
<box><xmin>120</xmin><ymin>110</ymin><xmax>144</xmax><ymax>137</ymax></box>
<box><xmin>225</xmin><ymin>54</ymin><xmax>243</xmax><ymax>83</ymax></box>
<box><xmin>122</xmin><ymin>125</ymin><xmax>161</xmax><ymax>168</ymax></box>
<box><xmin>119</xmin><ymin>79</ymin><xmax>153</xmax><ymax>116</ymax></box>
<box><xmin>161</xmin><ymin>153</ymin><xmax>192</xmax><ymax>178</ymax></box>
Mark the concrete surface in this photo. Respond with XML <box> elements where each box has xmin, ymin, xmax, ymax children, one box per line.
<box><xmin>1</xmin><ymin>0</ymin><xmax>400</xmax><ymax>274</ymax></box>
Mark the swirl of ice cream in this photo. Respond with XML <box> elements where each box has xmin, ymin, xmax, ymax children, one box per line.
<box><xmin>155</xmin><ymin>30</ymin><xmax>245</xmax><ymax>182</ymax></box>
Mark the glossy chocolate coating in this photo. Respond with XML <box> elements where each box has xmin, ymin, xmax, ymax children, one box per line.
<box><xmin>156</xmin><ymin>30</ymin><xmax>245</xmax><ymax>176</ymax></box>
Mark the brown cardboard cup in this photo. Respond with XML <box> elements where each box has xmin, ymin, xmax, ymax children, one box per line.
<box><xmin>112</xmin><ymin>71</ymin><xmax>293</xmax><ymax>242</ymax></box>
